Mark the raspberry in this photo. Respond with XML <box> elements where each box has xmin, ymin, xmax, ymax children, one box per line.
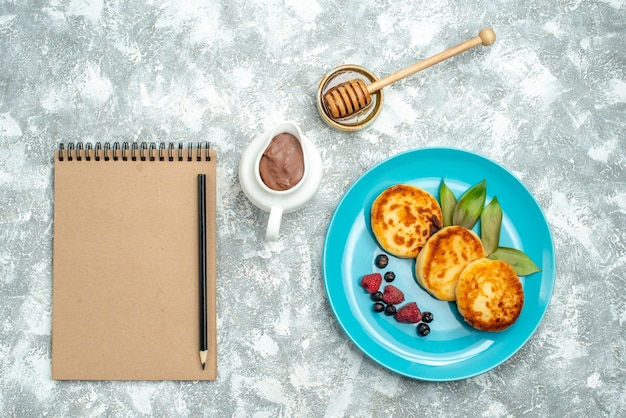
<box><xmin>394</xmin><ymin>302</ymin><xmax>422</xmax><ymax>323</ymax></box>
<box><xmin>382</xmin><ymin>285</ymin><xmax>404</xmax><ymax>305</ymax></box>
<box><xmin>360</xmin><ymin>273</ymin><xmax>382</xmax><ymax>293</ymax></box>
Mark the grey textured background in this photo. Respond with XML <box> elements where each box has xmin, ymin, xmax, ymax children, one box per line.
<box><xmin>1</xmin><ymin>0</ymin><xmax>625</xmax><ymax>416</ymax></box>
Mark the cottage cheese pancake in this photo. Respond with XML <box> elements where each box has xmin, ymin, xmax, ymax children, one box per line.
<box><xmin>456</xmin><ymin>258</ymin><xmax>524</xmax><ymax>332</ymax></box>
<box><xmin>416</xmin><ymin>225</ymin><xmax>485</xmax><ymax>301</ymax></box>
<box><xmin>370</xmin><ymin>185</ymin><xmax>442</xmax><ymax>258</ymax></box>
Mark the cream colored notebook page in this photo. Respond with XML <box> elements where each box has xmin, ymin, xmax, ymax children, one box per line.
<box><xmin>52</xmin><ymin>142</ymin><xmax>217</xmax><ymax>380</ymax></box>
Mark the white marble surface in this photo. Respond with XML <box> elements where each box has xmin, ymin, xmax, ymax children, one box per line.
<box><xmin>1</xmin><ymin>0</ymin><xmax>625</xmax><ymax>416</ymax></box>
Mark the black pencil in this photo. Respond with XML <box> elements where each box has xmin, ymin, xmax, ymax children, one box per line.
<box><xmin>198</xmin><ymin>174</ymin><xmax>208</xmax><ymax>370</ymax></box>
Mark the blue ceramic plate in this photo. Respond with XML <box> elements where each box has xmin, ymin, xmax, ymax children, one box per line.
<box><xmin>322</xmin><ymin>147</ymin><xmax>555</xmax><ymax>381</ymax></box>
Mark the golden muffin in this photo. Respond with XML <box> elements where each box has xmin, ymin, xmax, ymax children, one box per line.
<box><xmin>415</xmin><ymin>225</ymin><xmax>485</xmax><ymax>301</ymax></box>
<box><xmin>370</xmin><ymin>184</ymin><xmax>442</xmax><ymax>258</ymax></box>
<box><xmin>455</xmin><ymin>258</ymin><xmax>524</xmax><ymax>332</ymax></box>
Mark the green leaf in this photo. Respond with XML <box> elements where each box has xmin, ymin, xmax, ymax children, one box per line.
<box><xmin>481</xmin><ymin>196</ymin><xmax>502</xmax><ymax>255</ymax></box>
<box><xmin>439</xmin><ymin>180</ymin><xmax>457</xmax><ymax>227</ymax></box>
<box><xmin>487</xmin><ymin>247</ymin><xmax>542</xmax><ymax>276</ymax></box>
<box><xmin>452</xmin><ymin>179</ymin><xmax>486</xmax><ymax>229</ymax></box>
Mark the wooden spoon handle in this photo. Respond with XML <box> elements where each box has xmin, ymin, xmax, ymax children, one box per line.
<box><xmin>367</xmin><ymin>28</ymin><xmax>496</xmax><ymax>94</ymax></box>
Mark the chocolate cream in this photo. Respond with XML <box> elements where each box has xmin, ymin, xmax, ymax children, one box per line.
<box><xmin>259</xmin><ymin>133</ymin><xmax>305</xmax><ymax>191</ymax></box>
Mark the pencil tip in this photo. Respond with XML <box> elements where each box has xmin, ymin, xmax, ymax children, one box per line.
<box><xmin>202</xmin><ymin>363</ymin><xmax>205</xmax><ymax>370</ymax></box>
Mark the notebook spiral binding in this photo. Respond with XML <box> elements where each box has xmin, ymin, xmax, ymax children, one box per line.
<box><xmin>58</xmin><ymin>141</ymin><xmax>212</xmax><ymax>162</ymax></box>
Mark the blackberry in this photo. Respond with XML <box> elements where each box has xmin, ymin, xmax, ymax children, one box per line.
<box><xmin>375</xmin><ymin>254</ymin><xmax>389</xmax><ymax>269</ymax></box>
<box><xmin>384</xmin><ymin>271</ymin><xmax>395</xmax><ymax>282</ymax></box>
<box><xmin>417</xmin><ymin>323</ymin><xmax>430</xmax><ymax>336</ymax></box>
<box><xmin>384</xmin><ymin>304</ymin><xmax>397</xmax><ymax>316</ymax></box>
<box><xmin>421</xmin><ymin>311</ymin><xmax>434</xmax><ymax>323</ymax></box>
<box><xmin>371</xmin><ymin>291</ymin><xmax>383</xmax><ymax>302</ymax></box>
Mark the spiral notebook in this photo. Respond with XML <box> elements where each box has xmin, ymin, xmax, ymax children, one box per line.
<box><xmin>52</xmin><ymin>142</ymin><xmax>217</xmax><ymax>380</ymax></box>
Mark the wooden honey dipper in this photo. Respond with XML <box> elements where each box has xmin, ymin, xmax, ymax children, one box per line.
<box><xmin>323</xmin><ymin>28</ymin><xmax>496</xmax><ymax>119</ymax></box>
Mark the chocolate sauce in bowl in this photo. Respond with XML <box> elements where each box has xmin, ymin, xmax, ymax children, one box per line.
<box><xmin>259</xmin><ymin>133</ymin><xmax>305</xmax><ymax>191</ymax></box>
